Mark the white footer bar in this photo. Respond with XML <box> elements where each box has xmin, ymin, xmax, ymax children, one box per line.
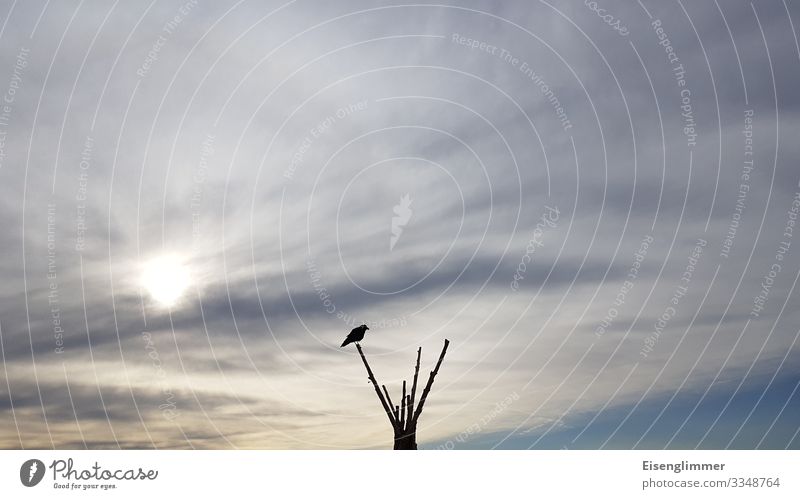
<box><xmin>1</xmin><ymin>450</ymin><xmax>797</xmax><ymax>498</ymax></box>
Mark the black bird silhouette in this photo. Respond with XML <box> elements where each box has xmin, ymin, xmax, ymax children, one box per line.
<box><xmin>340</xmin><ymin>324</ymin><xmax>369</xmax><ymax>347</ymax></box>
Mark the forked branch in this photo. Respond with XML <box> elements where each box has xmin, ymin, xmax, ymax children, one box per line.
<box><xmin>354</xmin><ymin>338</ymin><xmax>450</xmax><ymax>449</ymax></box>
<box><xmin>413</xmin><ymin>339</ymin><xmax>450</xmax><ymax>422</ymax></box>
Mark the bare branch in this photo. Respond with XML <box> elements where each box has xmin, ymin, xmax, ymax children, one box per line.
<box><xmin>412</xmin><ymin>339</ymin><xmax>450</xmax><ymax>423</ymax></box>
<box><xmin>383</xmin><ymin>385</ymin><xmax>399</xmax><ymax>421</ymax></box>
<box><xmin>353</xmin><ymin>339</ymin><xmax>450</xmax><ymax>449</ymax></box>
<box><xmin>400</xmin><ymin>380</ymin><xmax>407</xmax><ymax>429</ymax></box>
<box><xmin>408</xmin><ymin>347</ymin><xmax>421</xmax><ymax>423</ymax></box>
<box><xmin>356</xmin><ymin>343</ymin><xmax>397</xmax><ymax>427</ymax></box>
<box><xmin>382</xmin><ymin>384</ymin><xmax>394</xmax><ymax>411</ymax></box>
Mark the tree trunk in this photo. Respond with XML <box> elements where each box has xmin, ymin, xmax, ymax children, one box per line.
<box><xmin>355</xmin><ymin>340</ymin><xmax>448</xmax><ymax>450</ymax></box>
<box><xmin>393</xmin><ymin>427</ymin><xmax>417</xmax><ymax>450</ymax></box>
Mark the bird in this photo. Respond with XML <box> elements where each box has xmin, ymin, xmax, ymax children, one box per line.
<box><xmin>340</xmin><ymin>324</ymin><xmax>370</xmax><ymax>347</ymax></box>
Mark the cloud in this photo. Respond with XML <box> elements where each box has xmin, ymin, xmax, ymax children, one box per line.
<box><xmin>0</xmin><ymin>0</ymin><xmax>798</xmax><ymax>449</ymax></box>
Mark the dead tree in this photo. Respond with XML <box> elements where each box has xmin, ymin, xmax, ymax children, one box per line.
<box><xmin>355</xmin><ymin>339</ymin><xmax>450</xmax><ymax>450</ymax></box>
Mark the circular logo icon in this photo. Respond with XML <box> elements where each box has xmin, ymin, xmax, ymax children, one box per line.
<box><xmin>20</xmin><ymin>459</ymin><xmax>45</xmax><ymax>487</ymax></box>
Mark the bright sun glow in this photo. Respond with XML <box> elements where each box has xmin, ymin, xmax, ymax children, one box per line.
<box><xmin>140</xmin><ymin>255</ymin><xmax>191</xmax><ymax>307</ymax></box>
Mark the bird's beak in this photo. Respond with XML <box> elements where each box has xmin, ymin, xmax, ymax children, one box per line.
<box><xmin>366</xmin><ymin>327</ymin><xmax>370</xmax><ymax>330</ymax></box>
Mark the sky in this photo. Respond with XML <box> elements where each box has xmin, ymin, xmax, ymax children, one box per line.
<box><xmin>0</xmin><ymin>0</ymin><xmax>799</xmax><ymax>450</ymax></box>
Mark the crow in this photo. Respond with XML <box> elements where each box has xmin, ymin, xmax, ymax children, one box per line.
<box><xmin>340</xmin><ymin>324</ymin><xmax>369</xmax><ymax>347</ymax></box>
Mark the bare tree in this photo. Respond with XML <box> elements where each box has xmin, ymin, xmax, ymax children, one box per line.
<box><xmin>355</xmin><ymin>339</ymin><xmax>450</xmax><ymax>450</ymax></box>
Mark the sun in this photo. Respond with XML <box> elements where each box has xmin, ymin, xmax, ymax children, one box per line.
<box><xmin>140</xmin><ymin>255</ymin><xmax>191</xmax><ymax>307</ymax></box>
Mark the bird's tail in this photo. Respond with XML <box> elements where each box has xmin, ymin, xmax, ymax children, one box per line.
<box><xmin>340</xmin><ymin>339</ymin><xmax>350</xmax><ymax>347</ymax></box>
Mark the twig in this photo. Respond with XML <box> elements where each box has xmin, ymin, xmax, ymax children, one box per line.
<box><xmin>408</xmin><ymin>347</ymin><xmax>421</xmax><ymax>426</ymax></box>
<box><xmin>412</xmin><ymin>339</ymin><xmax>450</xmax><ymax>423</ymax></box>
<box><xmin>405</xmin><ymin>395</ymin><xmax>412</xmax><ymax>428</ymax></box>
<box><xmin>400</xmin><ymin>380</ymin><xmax>407</xmax><ymax>429</ymax></box>
<box><xmin>382</xmin><ymin>385</ymin><xmax>395</xmax><ymax>414</ymax></box>
<box><xmin>356</xmin><ymin>343</ymin><xmax>396</xmax><ymax>427</ymax></box>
